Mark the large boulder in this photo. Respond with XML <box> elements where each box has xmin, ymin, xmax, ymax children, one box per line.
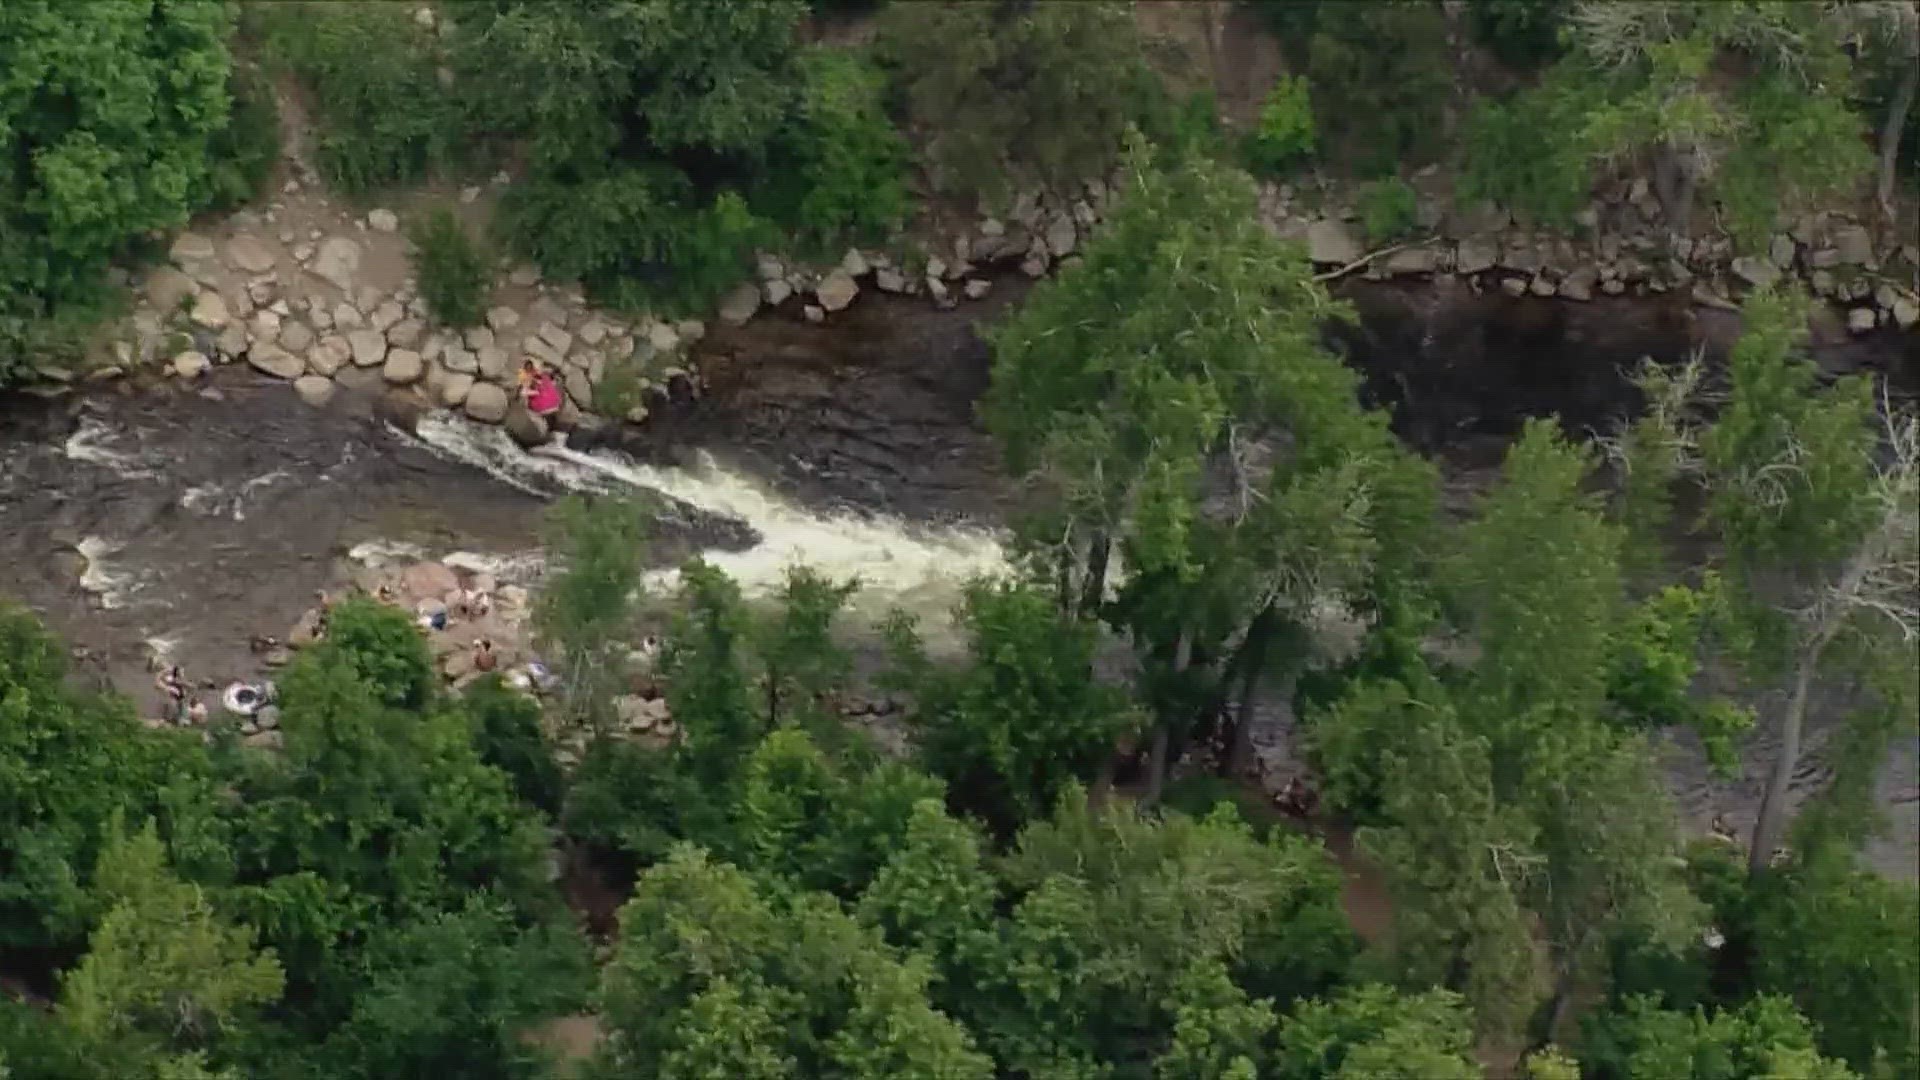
<box><xmin>145</xmin><ymin>267</ymin><xmax>197</xmax><ymax>313</ymax></box>
<box><xmin>348</xmin><ymin>329</ymin><xmax>388</xmax><ymax>367</ymax></box>
<box><xmin>464</xmin><ymin>381</ymin><xmax>511</xmax><ymax>422</ymax></box>
<box><xmin>306</xmin><ymin>336</ymin><xmax>351</xmax><ymax>377</ymax></box>
<box><xmin>310</xmin><ymin>237</ymin><xmax>362</xmax><ymax>292</ymax></box>
<box><xmin>1307</xmin><ymin>218</ymin><xmax>1361</xmax><ymax>265</ymax></box>
<box><xmin>503</xmin><ymin>401</ymin><xmax>549</xmax><ymax>447</ymax></box>
<box><xmin>477</xmin><ymin>346</ymin><xmax>510</xmax><ymax>381</ymax></box>
<box><xmin>383</xmin><ymin>348</ymin><xmax>424</xmax><ymax>384</ymax></box>
<box><xmin>1832</xmin><ymin>223</ymin><xmax>1874</xmax><ymax>266</ymax></box>
<box><xmin>1455</xmin><ymin>238</ymin><xmax>1498</xmax><ymax>276</ymax></box>
<box><xmin>171</xmin><ymin>350</ymin><xmax>211</xmax><ymax>379</ymax></box>
<box><xmin>816</xmin><ymin>269</ymin><xmax>859</xmax><ymax>312</ymax></box>
<box><xmin>248</xmin><ymin>343</ymin><xmax>305</xmax><ymax>380</ymax></box>
<box><xmin>227</xmin><ymin>236</ymin><xmax>276</xmax><ymax>274</ymax></box>
<box><xmin>279</xmin><ymin>321</ymin><xmax>315</xmax><ymax>354</ymax></box>
<box><xmin>439</xmin><ymin>371</ymin><xmax>476</xmax><ymax>408</ymax></box>
<box><xmin>190</xmin><ymin>290</ymin><xmax>231</xmax><ymax>330</ymax></box>
<box><xmin>1044</xmin><ymin>213</ymin><xmax>1078</xmax><ymax>259</ymax></box>
<box><xmin>367</xmin><ymin>208</ymin><xmax>400</xmax><ymax>233</ymax></box>
<box><xmin>1730</xmin><ymin>256</ymin><xmax>1780</xmax><ymax>290</ymax></box>
<box><xmin>293</xmin><ymin>375</ymin><xmax>336</xmax><ymax>408</ymax></box>
<box><xmin>718</xmin><ymin>282</ymin><xmax>760</xmax><ymax>326</ymax></box>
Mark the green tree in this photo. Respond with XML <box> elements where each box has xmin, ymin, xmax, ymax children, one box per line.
<box><xmin>594</xmin><ymin>845</ymin><xmax>991</xmax><ymax>1078</ymax></box>
<box><xmin>1581</xmin><ymin>994</ymin><xmax>1860</xmax><ymax>1080</ymax></box>
<box><xmin>57</xmin><ymin>821</ymin><xmax>282</xmax><ymax>1080</ymax></box>
<box><xmin>1271</xmin><ymin>984</ymin><xmax>1483</xmax><ymax>1080</ymax></box>
<box><xmin>1557</xmin><ymin>1</ymin><xmax>1872</xmax><ymax>243</ymax></box>
<box><xmin>534</xmin><ymin>496</ymin><xmax>650</xmax><ymax>730</ymax></box>
<box><xmin>0</xmin><ymin>0</ymin><xmax>235</xmax><ymax>381</ymax></box>
<box><xmin>885</xmin><ymin>580</ymin><xmax>1138</xmax><ymax>834</ymax></box>
<box><xmin>878</xmin><ymin>0</ymin><xmax>1157</xmax><ymax>200</ymax></box>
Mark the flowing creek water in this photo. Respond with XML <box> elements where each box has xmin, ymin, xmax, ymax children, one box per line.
<box><xmin>1</xmin><ymin>285</ymin><xmax>1913</xmax><ymax>877</ymax></box>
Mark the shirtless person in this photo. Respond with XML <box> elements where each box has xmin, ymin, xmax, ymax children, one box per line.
<box><xmin>154</xmin><ymin>665</ymin><xmax>187</xmax><ymax>725</ymax></box>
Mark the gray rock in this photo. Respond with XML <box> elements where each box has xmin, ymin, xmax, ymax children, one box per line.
<box><xmin>964</xmin><ymin>278</ymin><xmax>992</xmax><ymax>300</ymax></box>
<box><xmin>1021</xmin><ymin>254</ymin><xmax>1048</xmax><ymax>278</ymax></box>
<box><xmin>307</xmin><ymin>336</ymin><xmax>350</xmax><ymax>377</ymax></box>
<box><xmin>464</xmin><ymin>326</ymin><xmax>495</xmax><ymax>351</ymax></box>
<box><xmin>841</xmin><ymin>248</ymin><xmax>870</xmax><ymax>277</ymax></box>
<box><xmin>1730</xmin><ymin>256</ymin><xmax>1780</xmax><ymax>290</ymax></box>
<box><xmin>477</xmin><ymin>346</ymin><xmax>510</xmax><ymax>381</ymax></box>
<box><xmin>293</xmin><ymin>375</ymin><xmax>336</xmax><ymax>407</ymax></box>
<box><xmin>764</xmin><ymin>278</ymin><xmax>793</xmax><ymax>305</ymax></box>
<box><xmin>874</xmin><ymin>268</ymin><xmax>907</xmax><ymax>294</ymax></box>
<box><xmin>503</xmin><ymin>402</ymin><xmax>549</xmax><ymax>447</ymax></box>
<box><xmin>1455</xmin><ymin>238</ymin><xmax>1498</xmax><ymax>276</ymax></box>
<box><xmin>1528</xmin><ymin>275</ymin><xmax>1557</xmax><ymax>297</ymax></box>
<box><xmin>216</xmin><ymin>324</ymin><xmax>250</xmax><ymax>359</ymax></box>
<box><xmin>1382</xmin><ymin>246</ymin><xmax>1438</xmax><ymax>276</ymax></box>
<box><xmin>1044</xmin><ymin>214</ymin><xmax>1079</xmax><ymax>259</ymax></box>
<box><xmin>524</xmin><ymin>337</ymin><xmax>564</xmax><ymax>368</ymax></box>
<box><xmin>528</xmin><ymin>298</ymin><xmax>569</xmax><ymax>329</ymax></box>
<box><xmin>1500</xmin><ymin>240</ymin><xmax>1543</xmax><ymax>273</ymax></box>
<box><xmin>1891</xmin><ymin>293</ymin><xmax>1919</xmax><ymax>329</ymax></box>
<box><xmin>367</xmin><ymin>208</ymin><xmax>399</xmax><ymax>233</ymax></box>
<box><xmin>442</xmin><ymin>346</ymin><xmax>478</xmax><ymax>374</ymax></box>
<box><xmin>249</xmin><ymin>343</ymin><xmax>305</xmax><ymax>380</ymax></box>
<box><xmin>718</xmin><ymin>282</ymin><xmax>760</xmax><ymax>326</ymax></box>
<box><xmin>979</xmin><ymin>217</ymin><xmax>1005</xmax><ymax>237</ymax></box>
<box><xmin>333</xmin><ymin>301</ymin><xmax>364</xmax><ymax>329</ymax></box>
<box><xmin>1832</xmin><ymin>223</ymin><xmax>1873</xmax><ymax>265</ymax></box>
<box><xmin>1446</xmin><ymin>200</ymin><xmax>1509</xmax><ymax>236</ymax></box>
<box><xmin>537</xmin><ymin>322</ymin><xmax>573</xmax><ymax>354</ymax></box>
<box><xmin>227</xmin><ymin>236</ymin><xmax>276</xmax><ymax>273</ymax></box>
<box><xmin>1307</xmin><ymin>219</ymin><xmax>1362</xmax><ymax>265</ymax></box>
<box><xmin>927</xmin><ymin>276</ymin><xmax>951</xmax><ymax>306</ymax></box>
<box><xmin>646</xmin><ymin>322</ymin><xmax>680</xmax><ymax>354</ymax></box>
<box><xmin>279</xmin><ymin>321</ymin><xmax>315</xmax><ymax>354</ymax></box>
<box><xmin>170</xmin><ymin>232</ymin><xmax>217</xmax><ymax>264</ymax></box>
<box><xmin>383</xmin><ymin>349</ymin><xmax>424</xmax><ymax>384</ymax></box>
<box><xmin>439</xmin><ymin>371</ymin><xmax>475</xmax><ymax>408</ymax></box>
<box><xmin>1847</xmin><ymin>307</ymin><xmax>1878</xmax><ymax>334</ymax></box>
<box><xmin>509</xmin><ymin>265</ymin><xmax>541</xmax><ymax>287</ymax></box>
<box><xmin>310</xmin><ymin>237</ymin><xmax>362</xmax><ymax>292</ymax></box>
<box><xmin>348</xmin><ymin>329</ymin><xmax>388</xmax><ymax>367</ymax></box>
<box><xmin>803</xmin><ymin>304</ymin><xmax>825</xmax><ymax>324</ymax></box>
<box><xmin>334</xmin><ymin>365</ymin><xmax>382</xmax><ymax>393</ymax></box>
<box><xmin>370</xmin><ymin>301</ymin><xmax>404</xmax><ymax>333</ymax></box>
<box><xmin>926</xmin><ymin>255</ymin><xmax>949</xmax><ymax>280</ymax></box>
<box><xmin>1809</xmin><ymin>247</ymin><xmax>1841</xmax><ymax>269</ymax></box>
<box><xmin>292</xmin><ymin>242</ymin><xmax>314</xmax><ymax>264</ymax></box>
<box><xmin>1810</xmin><ymin>269</ymin><xmax>1837</xmax><ymax>296</ymax></box>
<box><xmin>578</xmin><ymin>320</ymin><xmax>608</xmax><ymax>346</ymax></box>
<box><xmin>486</xmin><ymin>306</ymin><xmax>519</xmax><ymax>332</ymax></box>
<box><xmin>387</xmin><ymin>318</ymin><xmax>424</xmax><ymax>349</ymax></box>
<box><xmin>171</xmin><ymin>350</ymin><xmax>211</xmax><ymax>379</ymax></box>
<box><xmin>190</xmin><ymin>291</ymin><xmax>231</xmax><ymax>330</ymax></box>
<box><xmin>1769</xmin><ymin>234</ymin><xmax>1796</xmax><ymax>269</ymax></box>
<box><xmin>145</xmin><ymin>267</ymin><xmax>198</xmax><ymax>313</ymax></box>
<box><xmin>816</xmin><ymin>269</ymin><xmax>859</xmax><ymax>312</ymax></box>
<box><xmin>1560</xmin><ymin>266</ymin><xmax>1598</xmax><ymax>301</ymax></box>
<box><xmin>565</xmin><ymin>368</ymin><xmax>593</xmax><ymax>409</ymax></box>
<box><xmin>464</xmin><ymin>381</ymin><xmax>511</xmax><ymax>422</ymax></box>
<box><xmin>255</xmin><ymin>704</ymin><xmax>282</xmax><ymax>731</ymax></box>
<box><xmin>1500</xmin><ymin>277</ymin><xmax>1528</xmax><ymax>298</ymax></box>
<box><xmin>242</xmin><ymin>729</ymin><xmax>285</xmax><ymax>751</ymax></box>
<box><xmin>1601</xmin><ymin>277</ymin><xmax>1627</xmax><ymax>296</ymax></box>
<box><xmin>676</xmin><ymin>320</ymin><xmax>704</xmax><ymax>343</ymax></box>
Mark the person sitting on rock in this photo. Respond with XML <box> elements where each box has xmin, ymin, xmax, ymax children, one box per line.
<box><xmin>473</xmin><ymin>638</ymin><xmax>498</xmax><ymax>674</ymax></box>
<box><xmin>155</xmin><ymin>665</ymin><xmax>188</xmax><ymax>724</ymax></box>
<box><xmin>522</xmin><ymin>362</ymin><xmax>563</xmax><ymax>419</ymax></box>
<box><xmin>185</xmin><ymin>698</ymin><xmax>208</xmax><ymax>727</ymax></box>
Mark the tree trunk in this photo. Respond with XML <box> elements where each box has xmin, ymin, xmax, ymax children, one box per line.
<box><xmin>1223</xmin><ymin>611</ymin><xmax>1274</xmax><ymax>779</ymax></box>
<box><xmin>1143</xmin><ymin>631</ymin><xmax>1192</xmax><ymax>807</ymax></box>
<box><xmin>1877</xmin><ymin>25</ymin><xmax>1920</xmax><ymax>217</ymax></box>
<box><xmin>1078</xmin><ymin>532</ymin><xmax>1111</xmax><ymax>622</ymax></box>
<box><xmin>1749</xmin><ymin>641</ymin><xmax>1825</xmax><ymax>876</ymax></box>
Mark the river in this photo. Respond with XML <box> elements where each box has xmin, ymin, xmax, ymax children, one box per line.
<box><xmin>1</xmin><ymin>284</ymin><xmax>1913</xmax><ymax>877</ymax></box>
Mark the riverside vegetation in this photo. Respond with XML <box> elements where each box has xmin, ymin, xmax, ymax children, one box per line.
<box><xmin>2</xmin><ymin>2</ymin><xmax>1918</xmax><ymax>1079</ymax></box>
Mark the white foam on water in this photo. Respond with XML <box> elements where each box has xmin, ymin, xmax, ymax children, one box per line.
<box><xmin>63</xmin><ymin>417</ymin><xmax>155</xmax><ymax>478</ymax></box>
<box><xmin>443</xmin><ymin>549</ymin><xmax>549</xmax><ymax>585</ymax></box>
<box><xmin>406</xmin><ymin>411</ymin><xmax>1010</xmax><ymax>629</ymax></box>
<box><xmin>76</xmin><ymin>536</ymin><xmax>143</xmax><ymax>610</ymax></box>
<box><xmin>347</xmin><ymin>538</ymin><xmax>432</xmax><ymax>568</ymax></box>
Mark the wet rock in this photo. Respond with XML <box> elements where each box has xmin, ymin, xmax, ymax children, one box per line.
<box><xmin>279</xmin><ymin>321</ymin><xmax>315</xmax><ymax>353</ymax></box>
<box><xmin>1731</xmin><ymin>256</ymin><xmax>1779</xmax><ymax>290</ymax></box>
<box><xmin>387</xmin><ymin>318</ymin><xmax>424</xmax><ymax>349</ymax></box>
<box><xmin>718</xmin><ymin>282</ymin><xmax>760</xmax><ymax>326</ymax></box>
<box><xmin>348</xmin><ymin>329</ymin><xmax>388</xmax><ymax>367</ymax></box>
<box><xmin>464</xmin><ymin>381</ymin><xmax>510</xmax><ymax>422</ymax></box>
<box><xmin>439</xmin><ymin>371</ymin><xmax>475</xmax><ymax>408</ymax></box>
<box><xmin>816</xmin><ymin>269</ymin><xmax>859</xmax><ymax>312</ymax></box>
<box><xmin>310</xmin><ymin>237</ymin><xmax>362</xmax><ymax>291</ymax></box>
<box><xmin>367</xmin><ymin>208</ymin><xmax>399</xmax><ymax>233</ymax></box>
<box><xmin>190</xmin><ymin>291</ymin><xmax>231</xmax><ymax>330</ymax></box>
<box><xmin>294</xmin><ymin>374</ymin><xmax>336</xmax><ymax>407</ymax></box>
<box><xmin>504</xmin><ymin>402</ymin><xmax>549</xmax><ymax>448</ymax></box>
<box><xmin>227</xmin><ymin>236</ymin><xmax>276</xmax><ymax>273</ymax></box>
<box><xmin>145</xmin><ymin>267</ymin><xmax>197</xmax><ymax>313</ymax></box>
<box><xmin>171</xmin><ymin>350</ymin><xmax>211</xmax><ymax>379</ymax></box>
<box><xmin>307</xmin><ymin>336</ymin><xmax>350</xmax><ymax>377</ymax></box>
<box><xmin>1847</xmin><ymin>307</ymin><xmax>1877</xmax><ymax>334</ymax></box>
<box><xmin>249</xmin><ymin>343</ymin><xmax>304</xmax><ymax>380</ymax></box>
<box><xmin>486</xmin><ymin>306</ymin><xmax>519</xmax><ymax>333</ymax></box>
<box><xmin>383</xmin><ymin>348</ymin><xmax>424</xmax><ymax>384</ymax></box>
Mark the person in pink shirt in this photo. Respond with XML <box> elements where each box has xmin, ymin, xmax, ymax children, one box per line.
<box><xmin>519</xmin><ymin>360</ymin><xmax>562</xmax><ymax>418</ymax></box>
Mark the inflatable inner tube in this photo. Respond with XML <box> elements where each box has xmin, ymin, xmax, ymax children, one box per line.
<box><xmin>223</xmin><ymin>682</ymin><xmax>266</xmax><ymax>716</ymax></box>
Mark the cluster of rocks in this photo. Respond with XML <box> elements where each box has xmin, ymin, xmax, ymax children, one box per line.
<box><xmin>133</xmin><ymin>214</ymin><xmax>706</xmax><ymax>446</ymax></box>
<box><xmin>1267</xmin><ymin>178</ymin><xmax>1919</xmax><ymax>333</ymax></box>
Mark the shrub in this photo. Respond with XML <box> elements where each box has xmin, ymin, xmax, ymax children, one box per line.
<box><xmin>408</xmin><ymin>208</ymin><xmax>491</xmax><ymax>329</ymax></box>
<box><xmin>254</xmin><ymin>2</ymin><xmax>470</xmax><ymax>197</ymax></box>
<box><xmin>1244</xmin><ymin>75</ymin><xmax>1316</xmax><ymax>177</ymax></box>
<box><xmin>1357</xmin><ymin>178</ymin><xmax>1419</xmax><ymax>243</ymax></box>
<box><xmin>1467</xmin><ymin>0</ymin><xmax>1571</xmax><ymax>71</ymax></box>
<box><xmin>203</xmin><ymin>61</ymin><xmax>282</xmax><ymax>212</ymax></box>
<box><xmin>1457</xmin><ymin>81</ymin><xmax>1594</xmax><ymax>227</ymax></box>
<box><xmin>1299</xmin><ymin>1</ymin><xmax>1454</xmax><ymax>176</ymax></box>
<box><xmin>759</xmin><ymin>49</ymin><xmax>911</xmax><ymax>253</ymax></box>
